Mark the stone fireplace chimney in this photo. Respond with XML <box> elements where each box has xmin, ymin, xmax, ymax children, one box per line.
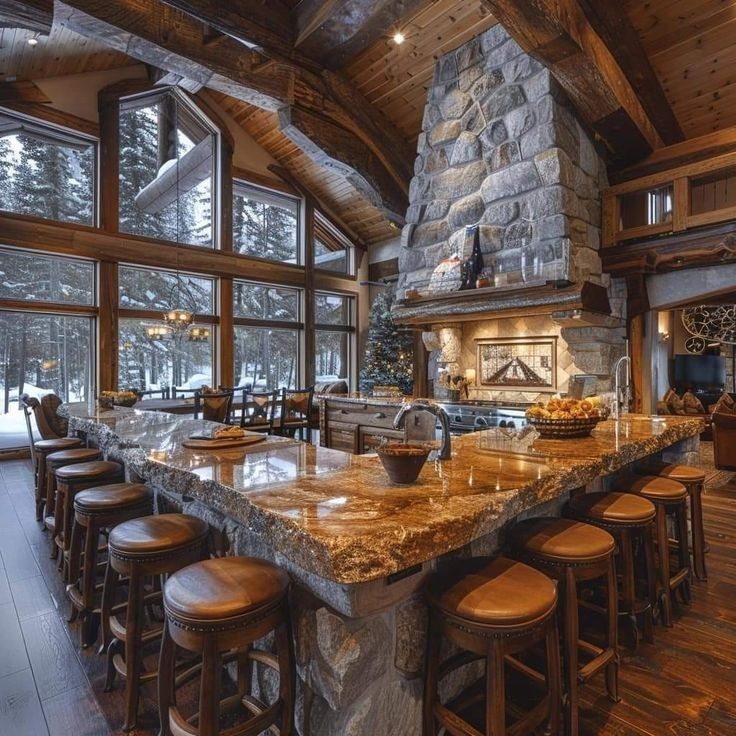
<box><xmin>393</xmin><ymin>24</ymin><xmax>627</xmax><ymax>399</ymax></box>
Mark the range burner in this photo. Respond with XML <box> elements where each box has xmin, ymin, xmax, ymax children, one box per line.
<box><xmin>439</xmin><ymin>401</ymin><xmax>528</xmax><ymax>434</ymax></box>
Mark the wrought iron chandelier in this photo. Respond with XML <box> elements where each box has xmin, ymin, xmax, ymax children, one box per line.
<box><xmin>681</xmin><ymin>304</ymin><xmax>736</xmax><ymax>345</ymax></box>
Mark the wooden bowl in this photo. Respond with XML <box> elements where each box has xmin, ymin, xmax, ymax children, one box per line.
<box><xmin>376</xmin><ymin>443</ymin><xmax>430</xmax><ymax>484</ymax></box>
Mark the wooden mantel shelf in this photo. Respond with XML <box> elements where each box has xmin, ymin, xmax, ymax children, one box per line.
<box><xmin>391</xmin><ymin>280</ymin><xmax>611</xmax><ymax>325</ymax></box>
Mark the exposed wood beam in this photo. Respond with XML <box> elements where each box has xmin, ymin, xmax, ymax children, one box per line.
<box><xmin>54</xmin><ymin>0</ymin><xmax>411</xmax><ymax>221</ymax></box>
<box><xmin>0</xmin><ymin>80</ymin><xmax>51</xmax><ymax>104</ymax></box>
<box><xmin>479</xmin><ymin>0</ymin><xmax>669</xmax><ymax>165</ymax></box>
<box><xmin>293</xmin><ymin>0</ymin><xmax>430</xmax><ymax>69</ymax></box>
<box><xmin>576</xmin><ymin>0</ymin><xmax>683</xmax><ymax>146</ymax></box>
<box><xmin>0</xmin><ymin>0</ymin><xmax>52</xmax><ymax>33</ymax></box>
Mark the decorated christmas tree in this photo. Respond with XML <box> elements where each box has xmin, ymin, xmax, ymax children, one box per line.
<box><xmin>360</xmin><ymin>289</ymin><xmax>414</xmax><ymax>395</ymax></box>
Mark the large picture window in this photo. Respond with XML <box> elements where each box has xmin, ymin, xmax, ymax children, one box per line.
<box><xmin>233</xmin><ymin>281</ymin><xmax>302</xmax><ymax>390</ymax></box>
<box><xmin>0</xmin><ymin>109</ymin><xmax>95</xmax><ymax>225</ymax></box>
<box><xmin>233</xmin><ymin>183</ymin><xmax>299</xmax><ymax>264</ymax></box>
<box><xmin>315</xmin><ymin>292</ymin><xmax>354</xmax><ymax>385</ymax></box>
<box><xmin>119</xmin><ymin>90</ymin><xmax>217</xmax><ymax>248</ymax></box>
<box><xmin>118</xmin><ymin>266</ymin><xmax>216</xmax><ymax>393</ymax></box>
<box><xmin>0</xmin><ymin>248</ymin><xmax>96</xmax><ymax>449</ymax></box>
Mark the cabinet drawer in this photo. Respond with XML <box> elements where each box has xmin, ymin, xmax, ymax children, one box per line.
<box><xmin>359</xmin><ymin>428</ymin><xmax>404</xmax><ymax>454</ymax></box>
<box><xmin>327</xmin><ymin>425</ymin><xmax>358</xmax><ymax>454</ymax></box>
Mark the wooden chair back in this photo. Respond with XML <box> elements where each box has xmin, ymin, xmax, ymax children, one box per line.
<box><xmin>240</xmin><ymin>390</ymin><xmax>278</xmax><ymax>433</ymax></box>
<box><xmin>194</xmin><ymin>390</ymin><xmax>234</xmax><ymax>424</ymax></box>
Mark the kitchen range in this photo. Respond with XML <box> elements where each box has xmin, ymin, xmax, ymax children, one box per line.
<box><xmin>438</xmin><ymin>400</ymin><xmax>529</xmax><ymax>434</ymax></box>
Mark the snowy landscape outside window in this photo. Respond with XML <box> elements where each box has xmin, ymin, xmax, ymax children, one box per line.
<box><xmin>0</xmin><ymin>248</ymin><xmax>96</xmax><ymax>449</ymax></box>
<box><xmin>118</xmin><ymin>90</ymin><xmax>217</xmax><ymax>247</ymax></box>
<box><xmin>118</xmin><ymin>266</ymin><xmax>215</xmax><ymax>393</ymax></box>
<box><xmin>315</xmin><ymin>292</ymin><xmax>354</xmax><ymax>386</ymax></box>
<box><xmin>313</xmin><ymin>212</ymin><xmax>353</xmax><ymax>275</ymax></box>
<box><xmin>0</xmin><ymin>110</ymin><xmax>95</xmax><ymax>225</ymax></box>
<box><xmin>233</xmin><ymin>182</ymin><xmax>299</xmax><ymax>264</ymax></box>
<box><xmin>233</xmin><ymin>281</ymin><xmax>302</xmax><ymax>390</ymax></box>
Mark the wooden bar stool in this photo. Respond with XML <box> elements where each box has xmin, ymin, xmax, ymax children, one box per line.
<box><xmin>158</xmin><ymin>556</ymin><xmax>295</xmax><ymax>736</ymax></box>
<box><xmin>54</xmin><ymin>460</ymin><xmax>123</xmax><ymax>577</ymax></box>
<box><xmin>648</xmin><ymin>463</ymin><xmax>708</xmax><ymax>581</ymax></box>
<box><xmin>66</xmin><ymin>483</ymin><xmax>152</xmax><ymax>648</ymax></box>
<box><xmin>624</xmin><ymin>475</ymin><xmax>691</xmax><ymax>627</ymax></box>
<box><xmin>32</xmin><ymin>437</ymin><xmax>83</xmax><ymax>521</ymax></box>
<box><xmin>424</xmin><ymin>557</ymin><xmax>561</xmax><ymax>736</ymax></box>
<box><xmin>509</xmin><ymin>517</ymin><xmax>618</xmax><ymax>736</ymax></box>
<box><xmin>44</xmin><ymin>447</ymin><xmax>103</xmax><ymax>540</ymax></box>
<box><xmin>103</xmin><ymin>513</ymin><xmax>210</xmax><ymax>732</ymax></box>
<box><xmin>567</xmin><ymin>492</ymin><xmax>658</xmax><ymax>648</ymax></box>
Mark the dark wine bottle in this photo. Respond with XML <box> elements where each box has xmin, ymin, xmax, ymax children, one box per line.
<box><xmin>469</xmin><ymin>225</ymin><xmax>484</xmax><ymax>286</ymax></box>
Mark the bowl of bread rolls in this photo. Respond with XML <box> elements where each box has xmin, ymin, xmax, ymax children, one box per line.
<box><xmin>525</xmin><ymin>397</ymin><xmax>607</xmax><ymax>438</ymax></box>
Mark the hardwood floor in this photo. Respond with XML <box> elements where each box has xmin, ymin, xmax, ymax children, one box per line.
<box><xmin>0</xmin><ymin>452</ymin><xmax>734</xmax><ymax>735</ymax></box>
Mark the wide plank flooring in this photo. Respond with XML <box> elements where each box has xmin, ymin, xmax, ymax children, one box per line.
<box><xmin>0</xmin><ymin>450</ymin><xmax>735</xmax><ymax>735</ymax></box>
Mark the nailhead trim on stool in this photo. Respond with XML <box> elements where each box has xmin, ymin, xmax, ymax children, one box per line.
<box><xmin>159</xmin><ymin>555</ymin><xmax>295</xmax><ymax>736</ymax></box>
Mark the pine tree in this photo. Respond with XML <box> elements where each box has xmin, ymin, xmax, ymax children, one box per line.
<box><xmin>0</xmin><ymin>138</ymin><xmax>14</xmax><ymax>212</ymax></box>
<box><xmin>359</xmin><ymin>289</ymin><xmax>414</xmax><ymax>394</ymax></box>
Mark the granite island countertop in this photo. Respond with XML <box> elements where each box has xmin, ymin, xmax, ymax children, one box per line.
<box><xmin>61</xmin><ymin>403</ymin><xmax>703</xmax><ymax>585</ymax></box>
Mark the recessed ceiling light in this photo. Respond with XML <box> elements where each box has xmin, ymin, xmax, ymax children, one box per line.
<box><xmin>27</xmin><ymin>36</ymin><xmax>39</xmax><ymax>46</ymax></box>
<box><xmin>393</xmin><ymin>31</ymin><xmax>405</xmax><ymax>45</ymax></box>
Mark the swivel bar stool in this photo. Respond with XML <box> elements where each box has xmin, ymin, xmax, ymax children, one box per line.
<box><xmin>623</xmin><ymin>475</ymin><xmax>691</xmax><ymax>627</ymax></box>
<box><xmin>648</xmin><ymin>462</ymin><xmax>708</xmax><ymax>581</ymax></box>
<box><xmin>44</xmin><ymin>447</ymin><xmax>103</xmax><ymax>541</ymax></box>
<box><xmin>32</xmin><ymin>437</ymin><xmax>83</xmax><ymax>521</ymax></box>
<box><xmin>159</xmin><ymin>555</ymin><xmax>295</xmax><ymax>736</ymax></box>
<box><xmin>509</xmin><ymin>517</ymin><xmax>618</xmax><ymax>736</ymax></box>
<box><xmin>66</xmin><ymin>482</ymin><xmax>152</xmax><ymax>648</ymax></box>
<box><xmin>424</xmin><ymin>556</ymin><xmax>562</xmax><ymax>736</ymax></box>
<box><xmin>567</xmin><ymin>492</ymin><xmax>658</xmax><ymax>648</ymax></box>
<box><xmin>53</xmin><ymin>460</ymin><xmax>123</xmax><ymax>579</ymax></box>
<box><xmin>103</xmin><ymin>513</ymin><xmax>210</xmax><ymax>732</ymax></box>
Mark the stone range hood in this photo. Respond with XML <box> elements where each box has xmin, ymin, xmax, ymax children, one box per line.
<box><xmin>392</xmin><ymin>24</ymin><xmax>624</xmax><ymax>328</ymax></box>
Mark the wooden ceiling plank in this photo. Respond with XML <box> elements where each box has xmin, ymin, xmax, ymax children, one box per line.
<box><xmin>0</xmin><ymin>79</ymin><xmax>51</xmax><ymax>103</ymax></box>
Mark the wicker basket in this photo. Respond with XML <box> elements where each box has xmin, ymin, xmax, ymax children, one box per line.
<box><xmin>528</xmin><ymin>415</ymin><xmax>602</xmax><ymax>438</ymax></box>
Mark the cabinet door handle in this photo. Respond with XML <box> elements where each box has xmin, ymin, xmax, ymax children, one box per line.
<box><xmin>373</xmin><ymin>412</ymin><xmax>386</xmax><ymax>419</ymax></box>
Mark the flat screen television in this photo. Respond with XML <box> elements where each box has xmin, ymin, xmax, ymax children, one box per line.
<box><xmin>674</xmin><ymin>354</ymin><xmax>726</xmax><ymax>391</ymax></box>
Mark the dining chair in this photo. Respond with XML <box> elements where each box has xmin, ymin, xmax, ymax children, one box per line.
<box><xmin>240</xmin><ymin>390</ymin><xmax>279</xmax><ymax>433</ymax></box>
<box><xmin>278</xmin><ymin>387</ymin><xmax>315</xmax><ymax>442</ymax></box>
<box><xmin>194</xmin><ymin>389</ymin><xmax>234</xmax><ymax>424</ymax></box>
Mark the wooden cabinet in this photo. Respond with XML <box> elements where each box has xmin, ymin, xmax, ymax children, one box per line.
<box><xmin>320</xmin><ymin>398</ymin><xmax>436</xmax><ymax>455</ymax></box>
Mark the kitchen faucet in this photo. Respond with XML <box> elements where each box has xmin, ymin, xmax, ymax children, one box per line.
<box><xmin>393</xmin><ymin>400</ymin><xmax>452</xmax><ymax>460</ymax></box>
<box><xmin>612</xmin><ymin>355</ymin><xmax>631</xmax><ymax>420</ymax></box>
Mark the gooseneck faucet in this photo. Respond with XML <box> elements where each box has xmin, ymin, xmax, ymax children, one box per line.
<box><xmin>393</xmin><ymin>401</ymin><xmax>452</xmax><ymax>460</ymax></box>
<box><xmin>612</xmin><ymin>354</ymin><xmax>631</xmax><ymax>420</ymax></box>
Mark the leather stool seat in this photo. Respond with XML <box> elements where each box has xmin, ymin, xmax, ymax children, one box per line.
<box><xmin>423</xmin><ymin>556</ymin><xmax>562</xmax><ymax>736</ymax></box>
<box><xmin>165</xmin><ymin>556</ymin><xmax>289</xmax><ymax>623</ymax></box>
<box><xmin>55</xmin><ymin>460</ymin><xmax>121</xmax><ymax>482</ymax></box>
<box><xmin>510</xmin><ymin>517</ymin><xmax>615</xmax><ymax>564</ymax></box>
<box><xmin>568</xmin><ymin>492</ymin><xmax>656</xmax><ymax>524</ymax></box>
<box><xmin>36</xmin><ymin>437</ymin><xmax>83</xmax><ymax>452</ymax></box>
<box><xmin>109</xmin><ymin>513</ymin><xmax>209</xmax><ymax>557</ymax></box>
<box><xmin>46</xmin><ymin>447</ymin><xmax>101</xmax><ymax>464</ymax></box>
<box><xmin>429</xmin><ymin>557</ymin><xmax>556</xmax><ymax>626</ymax></box>
<box><xmin>75</xmin><ymin>483</ymin><xmax>149</xmax><ymax>513</ymax></box>
<box><xmin>649</xmin><ymin>462</ymin><xmax>706</xmax><ymax>483</ymax></box>
<box><xmin>629</xmin><ymin>475</ymin><xmax>687</xmax><ymax>501</ymax></box>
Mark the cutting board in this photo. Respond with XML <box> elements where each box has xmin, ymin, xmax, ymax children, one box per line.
<box><xmin>182</xmin><ymin>435</ymin><xmax>267</xmax><ymax>449</ymax></box>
